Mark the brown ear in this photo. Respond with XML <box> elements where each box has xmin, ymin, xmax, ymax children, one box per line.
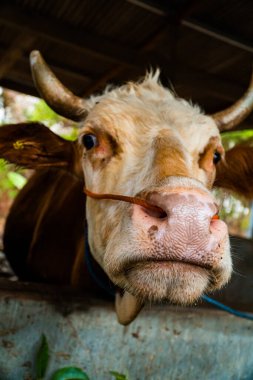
<box><xmin>215</xmin><ymin>143</ymin><xmax>253</xmax><ymax>199</ymax></box>
<box><xmin>0</xmin><ymin>122</ymin><xmax>77</xmax><ymax>169</ymax></box>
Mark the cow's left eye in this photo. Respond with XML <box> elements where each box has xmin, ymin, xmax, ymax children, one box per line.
<box><xmin>81</xmin><ymin>134</ymin><xmax>98</xmax><ymax>150</ymax></box>
<box><xmin>213</xmin><ymin>151</ymin><xmax>221</xmax><ymax>164</ymax></box>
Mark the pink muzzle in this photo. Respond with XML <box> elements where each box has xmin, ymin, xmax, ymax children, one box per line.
<box><xmin>131</xmin><ymin>188</ymin><xmax>228</xmax><ymax>269</ymax></box>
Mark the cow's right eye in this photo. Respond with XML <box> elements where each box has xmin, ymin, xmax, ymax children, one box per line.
<box><xmin>81</xmin><ymin>134</ymin><xmax>98</xmax><ymax>150</ymax></box>
<box><xmin>213</xmin><ymin>151</ymin><xmax>221</xmax><ymax>164</ymax></box>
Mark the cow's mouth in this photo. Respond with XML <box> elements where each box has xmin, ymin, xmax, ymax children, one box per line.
<box><xmin>124</xmin><ymin>258</ymin><xmax>212</xmax><ymax>274</ymax></box>
<box><xmin>120</xmin><ymin>259</ymin><xmax>212</xmax><ymax>304</ymax></box>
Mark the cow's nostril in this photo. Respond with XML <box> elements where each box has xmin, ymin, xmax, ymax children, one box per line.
<box><xmin>142</xmin><ymin>206</ymin><xmax>167</xmax><ymax>219</ymax></box>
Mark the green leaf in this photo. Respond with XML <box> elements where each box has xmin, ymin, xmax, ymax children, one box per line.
<box><xmin>35</xmin><ymin>334</ymin><xmax>50</xmax><ymax>380</ymax></box>
<box><xmin>26</xmin><ymin>99</ymin><xmax>60</xmax><ymax>126</ymax></box>
<box><xmin>60</xmin><ymin>128</ymin><xmax>78</xmax><ymax>141</ymax></box>
<box><xmin>50</xmin><ymin>367</ymin><xmax>90</xmax><ymax>380</ymax></box>
<box><xmin>221</xmin><ymin>129</ymin><xmax>253</xmax><ymax>149</ymax></box>
<box><xmin>110</xmin><ymin>371</ymin><xmax>128</xmax><ymax>380</ymax></box>
<box><xmin>7</xmin><ymin>171</ymin><xmax>27</xmax><ymax>189</ymax></box>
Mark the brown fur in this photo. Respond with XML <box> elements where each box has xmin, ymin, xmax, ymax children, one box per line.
<box><xmin>0</xmin><ymin>122</ymin><xmax>81</xmax><ymax>171</ymax></box>
<box><xmin>215</xmin><ymin>143</ymin><xmax>253</xmax><ymax>198</ymax></box>
<box><xmin>199</xmin><ymin>136</ymin><xmax>224</xmax><ymax>189</ymax></box>
<box><xmin>153</xmin><ymin>134</ymin><xmax>190</xmax><ymax>180</ymax></box>
<box><xmin>4</xmin><ymin>168</ymin><xmax>85</xmax><ymax>283</ymax></box>
<box><xmin>1</xmin><ymin>123</ymin><xmax>84</xmax><ymax>283</ymax></box>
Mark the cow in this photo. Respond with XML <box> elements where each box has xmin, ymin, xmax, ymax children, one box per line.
<box><xmin>1</xmin><ymin>50</ymin><xmax>253</xmax><ymax>325</ymax></box>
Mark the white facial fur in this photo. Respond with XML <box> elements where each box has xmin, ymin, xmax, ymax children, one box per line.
<box><xmin>79</xmin><ymin>72</ymin><xmax>231</xmax><ymax>304</ymax></box>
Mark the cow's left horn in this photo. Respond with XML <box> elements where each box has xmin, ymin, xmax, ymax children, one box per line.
<box><xmin>30</xmin><ymin>50</ymin><xmax>87</xmax><ymax>121</ymax></box>
<box><xmin>212</xmin><ymin>67</ymin><xmax>253</xmax><ymax>131</ymax></box>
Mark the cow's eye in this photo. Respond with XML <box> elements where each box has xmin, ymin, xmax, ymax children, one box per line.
<box><xmin>81</xmin><ymin>134</ymin><xmax>98</xmax><ymax>150</ymax></box>
<box><xmin>213</xmin><ymin>151</ymin><xmax>221</xmax><ymax>164</ymax></box>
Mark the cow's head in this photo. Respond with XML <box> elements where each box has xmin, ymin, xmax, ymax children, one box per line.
<box><xmin>78</xmin><ymin>79</ymin><xmax>231</xmax><ymax>321</ymax></box>
<box><xmin>2</xmin><ymin>51</ymin><xmax>253</xmax><ymax>324</ymax></box>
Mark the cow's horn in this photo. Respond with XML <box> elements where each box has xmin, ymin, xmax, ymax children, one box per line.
<box><xmin>212</xmin><ymin>67</ymin><xmax>253</xmax><ymax>131</ymax></box>
<box><xmin>115</xmin><ymin>291</ymin><xmax>144</xmax><ymax>325</ymax></box>
<box><xmin>30</xmin><ymin>50</ymin><xmax>87</xmax><ymax>122</ymax></box>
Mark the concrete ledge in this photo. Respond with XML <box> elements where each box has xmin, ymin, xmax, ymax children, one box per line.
<box><xmin>0</xmin><ymin>283</ymin><xmax>253</xmax><ymax>380</ymax></box>
<box><xmin>1</xmin><ymin>236</ymin><xmax>253</xmax><ymax>379</ymax></box>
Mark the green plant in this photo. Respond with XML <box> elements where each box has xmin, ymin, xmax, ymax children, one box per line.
<box><xmin>221</xmin><ymin>129</ymin><xmax>253</xmax><ymax>149</ymax></box>
<box><xmin>36</xmin><ymin>334</ymin><xmax>50</xmax><ymax>380</ymax></box>
<box><xmin>50</xmin><ymin>367</ymin><xmax>89</xmax><ymax>380</ymax></box>
<box><xmin>35</xmin><ymin>334</ymin><xmax>128</xmax><ymax>380</ymax></box>
<box><xmin>110</xmin><ymin>371</ymin><xmax>129</xmax><ymax>380</ymax></box>
<box><xmin>35</xmin><ymin>334</ymin><xmax>89</xmax><ymax>380</ymax></box>
<box><xmin>25</xmin><ymin>99</ymin><xmax>60</xmax><ymax>126</ymax></box>
<box><xmin>0</xmin><ymin>159</ymin><xmax>27</xmax><ymax>198</ymax></box>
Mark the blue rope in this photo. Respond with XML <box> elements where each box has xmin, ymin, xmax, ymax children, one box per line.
<box><xmin>202</xmin><ymin>295</ymin><xmax>253</xmax><ymax>321</ymax></box>
<box><xmin>85</xmin><ymin>233</ymin><xmax>115</xmax><ymax>297</ymax></box>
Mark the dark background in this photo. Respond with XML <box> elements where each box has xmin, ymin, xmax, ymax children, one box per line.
<box><xmin>0</xmin><ymin>0</ymin><xmax>252</xmax><ymax>129</ymax></box>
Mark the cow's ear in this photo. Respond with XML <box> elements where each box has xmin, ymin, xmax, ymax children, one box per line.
<box><xmin>214</xmin><ymin>143</ymin><xmax>253</xmax><ymax>199</ymax></box>
<box><xmin>0</xmin><ymin>122</ymin><xmax>77</xmax><ymax>169</ymax></box>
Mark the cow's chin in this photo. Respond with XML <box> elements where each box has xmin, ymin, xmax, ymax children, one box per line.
<box><xmin>113</xmin><ymin>261</ymin><xmax>229</xmax><ymax>305</ymax></box>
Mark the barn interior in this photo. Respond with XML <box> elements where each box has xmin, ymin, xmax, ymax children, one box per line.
<box><xmin>0</xmin><ymin>1</ymin><xmax>253</xmax><ymax>379</ymax></box>
<box><xmin>0</xmin><ymin>0</ymin><xmax>252</xmax><ymax>126</ymax></box>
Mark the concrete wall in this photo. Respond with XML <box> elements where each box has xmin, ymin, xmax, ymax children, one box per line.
<box><xmin>0</xmin><ymin>236</ymin><xmax>253</xmax><ymax>380</ymax></box>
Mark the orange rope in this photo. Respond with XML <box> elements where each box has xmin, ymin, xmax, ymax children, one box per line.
<box><xmin>84</xmin><ymin>188</ymin><xmax>219</xmax><ymax>219</ymax></box>
<box><xmin>83</xmin><ymin>188</ymin><xmax>164</xmax><ymax>213</ymax></box>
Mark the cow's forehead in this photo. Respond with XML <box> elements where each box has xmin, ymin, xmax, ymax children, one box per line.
<box><xmin>83</xmin><ymin>73</ymin><xmax>221</xmax><ymax>154</ymax></box>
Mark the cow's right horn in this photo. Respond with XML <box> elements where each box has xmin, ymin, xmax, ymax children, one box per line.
<box><xmin>212</xmin><ymin>67</ymin><xmax>253</xmax><ymax>131</ymax></box>
<box><xmin>30</xmin><ymin>50</ymin><xmax>87</xmax><ymax>122</ymax></box>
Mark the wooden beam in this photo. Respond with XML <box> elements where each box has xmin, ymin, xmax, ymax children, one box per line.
<box><xmin>80</xmin><ymin>13</ymin><xmax>251</xmax><ymax>103</ymax></box>
<box><xmin>0</xmin><ymin>2</ymin><xmax>250</xmax><ymax>110</ymax></box>
<box><xmin>0</xmin><ymin>33</ymin><xmax>35</xmax><ymax>79</ymax></box>
<box><xmin>127</xmin><ymin>0</ymin><xmax>167</xmax><ymax>16</ymax></box>
<box><xmin>0</xmin><ymin>78</ymin><xmax>38</xmax><ymax>97</ymax></box>
<box><xmin>127</xmin><ymin>0</ymin><xmax>253</xmax><ymax>59</ymax></box>
<box><xmin>181</xmin><ymin>18</ymin><xmax>253</xmax><ymax>54</ymax></box>
<box><xmin>82</xmin><ymin>64</ymin><xmax>124</xmax><ymax>96</ymax></box>
<box><xmin>83</xmin><ymin>56</ymin><xmax>249</xmax><ymax>104</ymax></box>
<box><xmin>0</xmin><ymin>46</ymin><xmax>92</xmax><ymax>83</ymax></box>
<box><xmin>0</xmin><ymin>43</ymin><xmax>93</xmax><ymax>96</ymax></box>
<box><xmin>0</xmin><ymin>3</ymin><xmax>159</xmax><ymax>69</ymax></box>
<box><xmin>126</xmin><ymin>0</ymin><xmax>253</xmax><ymax>54</ymax></box>
<box><xmin>82</xmin><ymin>22</ymin><xmax>173</xmax><ymax>96</ymax></box>
<box><xmin>172</xmin><ymin>63</ymin><xmax>247</xmax><ymax>103</ymax></box>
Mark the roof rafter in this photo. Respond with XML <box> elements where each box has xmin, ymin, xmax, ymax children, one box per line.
<box><xmin>0</xmin><ymin>3</ymin><xmax>159</xmax><ymax>69</ymax></box>
<box><xmin>0</xmin><ymin>33</ymin><xmax>36</xmax><ymax>79</ymax></box>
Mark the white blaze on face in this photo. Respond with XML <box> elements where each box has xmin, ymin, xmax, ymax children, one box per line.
<box><xmin>79</xmin><ymin>72</ymin><xmax>231</xmax><ymax>304</ymax></box>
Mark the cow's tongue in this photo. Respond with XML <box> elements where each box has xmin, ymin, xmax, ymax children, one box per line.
<box><xmin>115</xmin><ymin>290</ymin><xmax>144</xmax><ymax>325</ymax></box>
